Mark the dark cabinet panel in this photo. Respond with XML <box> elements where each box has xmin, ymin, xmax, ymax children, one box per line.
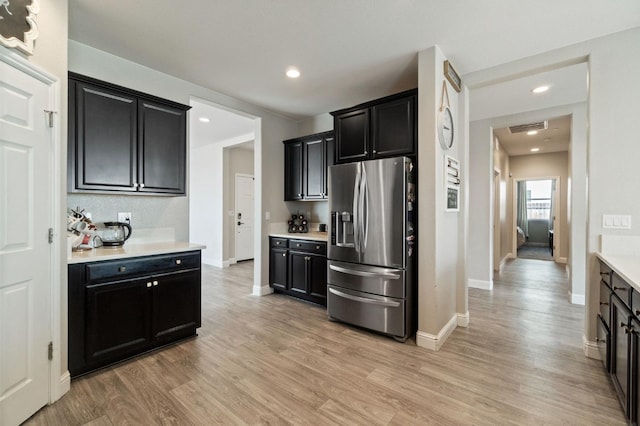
<box><xmin>612</xmin><ymin>294</ymin><xmax>631</xmax><ymax>418</ymax></box>
<box><xmin>289</xmin><ymin>251</ymin><xmax>309</xmax><ymax>295</ymax></box>
<box><xmin>68</xmin><ymin>73</ymin><xmax>189</xmax><ymax>196</ymax></box>
<box><xmin>371</xmin><ymin>95</ymin><xmax>416</xmax><ymax>158</ymax></box>
<box><xmin>138</xmin><ymin>101</ymin><xmax>186</xmax><ymax>194</ymax></box>
<box><xmin>85</xmin><ymin>279</ymin><xmax>152</xmax><ymax>365</ymax></box>
<box><xmin>284</xmin><ymin>141</ymin><xmax>304</xmax><ymax>200</ymax></box>
<box><xmin>335</xmin><ymin>109</ymin><xmax>369</xmax><ymax>163</ymax></box>
<box><xmin>304</xmin><ymin>137</ymin><xmax>325</xmax><ymax>199</ymax></box>
<box><xmin>269</xmin><ymin>247</ymin><xmax>288</xmax><ymax>290</ymax></box>
<box><xmin>73</xmin><ymin>82</ymin><xmax>137</xmax><ymax>191</ymax></box>
<box><xmin>152</xmin><ymin>270</ymin><xmax>201</xmax><ymax>341</ymax></box>
<box><xmin>308</xmin><ymin>254</ymin><xmax>327</xmax><ymax>303</ymax></box>
<box><xmin>332</xmin><ymin>89</ymin><xmax>417</xmax><ymax>164</ymax></box>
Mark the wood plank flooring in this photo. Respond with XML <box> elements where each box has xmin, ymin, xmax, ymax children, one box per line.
<box><xmin>25</xmin><ymin>258</ymin><xmax>624</xmax><ymax>425</ymax></box>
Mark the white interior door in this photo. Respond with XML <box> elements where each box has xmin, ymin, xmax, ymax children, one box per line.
<box><xmin>0</xmin><ymin>58</ymin><xmax>53</xmax><ymax>425</ymax></box>
<box><xmin>235</xmin><ymin>174</ymin><xmax>254</xmax><ymax>261</ymax></box>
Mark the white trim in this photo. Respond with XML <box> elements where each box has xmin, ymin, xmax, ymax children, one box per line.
<box><xmin>0</xmin><ymin>46</ymin><xmax>66</xmax><ymax>402</ymax></box>
<box><xmin>227</xmin><ymin>257</ymin><xmax>237</xmax><ymax>266</ymax></box>
<box><xmin>253</xmin><ymin>284</ymin><xmax>273</xmax><ymax>296</ymax></box>
<box><xmin>457</xmin><ymin>311</ymin><xmax>470</xmax><ymax>327</ymax></box>
<box><xmin>0</xmin><ymin>1</ymin><xmax>39</xmax><ymax>56</ymax></box>
<box><xmin>557</xmin><ymin>257</ymin><xmax>567</xmax><ymax>264</ymax></box>
<box><xmin>569</xmin><ymin>292</ymin><xmax>585</xmax><ymax>305</ymax></box>
<box><xmin>416</xmin><ymin>314</ymin><xmax>458</xmax><ymax>351</ymax></box>
<box><xmin>583</xmin><ymin>335</ymin><xmax>601</xmax><ymax>360</ymax></box>
<box><xmin>468</xmin><ymin>278</ymin><xmax>493</xmax><ymax>290</ymax></box>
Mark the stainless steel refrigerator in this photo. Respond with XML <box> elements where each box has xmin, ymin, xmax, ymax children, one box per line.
<box><xmin>327</xmin><ymin>156</ymin><xmax>416</xmax><ymax>341</ymax></box>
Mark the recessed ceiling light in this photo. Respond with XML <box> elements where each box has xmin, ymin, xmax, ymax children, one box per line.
<box><xmin>199</xmin><ymin>117</ymin><xmax>210</xmax><ymax>123</ymax></box>
<box><xmin>286</xmin><ymin>68</ymin><xmax>300</xmax><ymax>78</ymax></box>
<box><xmin>544</xmin><ymin>138</ymin><xmax>551</xmax><ymax>142</ymax></box>
<box><xmin>531</xmin><ymin>85</ymin><xmax>549</xmax><ymax>94</ymax></box>
<box><xmin>527</xmin><ymin>130</ymin><xmax>538</xmax><ymax>135</ymax></box>
<box><xmin>531</xmin><ymin>147</ymin><xmax>540</xmax><ymax>152</ymax></box>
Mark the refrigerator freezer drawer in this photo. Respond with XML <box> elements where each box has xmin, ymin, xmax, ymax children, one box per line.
<box><xmin>328</xmin><ymin>260</ymin><xmax>405</xmax><ymax>298</ymax></box>
<box><xmin>328</xmin><ymin>285</ymin><xmax>405</xmax><ymax>338</ymax></box>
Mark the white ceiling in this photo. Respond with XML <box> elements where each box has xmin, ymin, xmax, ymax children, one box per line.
<box><xmin>68</xmin><ymin>1</ymin><xmax>640</xmax><ymax>120</ymax></box>
<box><xmin>494</xmin><ymin>115</ymin><xmax>572</xmax><ymax>157</ymax></box>
<box><xmin>189</xmin><ymin>100</ymin><xmax>255</xmax><ymax>148</ymax></box>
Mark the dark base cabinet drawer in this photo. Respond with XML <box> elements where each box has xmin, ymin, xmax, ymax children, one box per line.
<box><xmin>85</xmin><ymin>251</ymin><xmax>201</xmax><ymax>283</ymax></box>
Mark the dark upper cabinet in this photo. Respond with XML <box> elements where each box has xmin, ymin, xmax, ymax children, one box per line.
<box><xmin>332</xmin><ymin>89</ymin><xmax>417</xmax><ymax>163</ymax></box>
<box><xmin>284</xmin><ymin>141</ymin><xmax>304</xmax><ymax>200</ymax></box>
<box><xmin>138</xmin><ymin>100</ymin><xmax>186</xmax><ymax>194</ymax></box>
<box><xmin>68</xmin><ymin>73</ymin><xmax>190</xmax><ymax>196</ymax></box>
<box><xmin>283</xmin><ymin>131</ymin><xmax>334</xmax><ymax>201</ymax></box>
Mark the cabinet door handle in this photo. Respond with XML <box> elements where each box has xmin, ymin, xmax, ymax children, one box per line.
<box><xmin>297</xmin><ymin>193</ymin><xmax>302</xmax><ymax>197</ymax></box>
<box><xmin>176</xmin><ymin>259</ymin><xmax>182</xmax><ymax>265</ymax></box>
<box><xmin>146</xmin><ymin>282</ymin><xmax>152</xmax><ymax>288</ymax></box>
<box><xmin>364</xmin><ymin>150</ymin><xmax>368</xmax><ymax>155</ymax></box>
<box><xmin>316</xmin><ymin>245</ymin><xmax>320</xmax><ymax>250</ymax></box>
<box><xmin>282</xmin><ymin>253</ymin><xmax>286</xmax><ymax>257</ymax></box>
<box><xmin>276</xmin><ymin>241</ymin><xmax>281</xmax><ymax>245</ymax></box>
<box><xmin>635</xmin><ymin>310</ymin><xmax>640</xmax><ymax>316</ymax></box>
<box><xmin>139</xmin><ymin>182</ymin><xmax>145</xmax><ymax>188</ymax></box>
<box><xmin>118</xmin><ymin>266</ymin><xmax>126</xmax><ymax>272</ymax></box>
<box><xmin>600</xmin><ymin>302</ymin><xmax>609</xmax><ymax>306</ymax></box>
<box><xmin>372</xmin><ymin>149</ymin><xmax>377</xmax><ymax>154</ymax></box>
<box><xmin>596</xmin><ymin>338</ymin><xmax>605</xmax><ymax>343</ymax></box>
<box><xmin>153</xmin><ymin>280</ymin><xmax>158</xmax><ymax>286</ymax></box>
<box><xmin>133</xmin><ymin>182</ymin><xmax>139</xmax><ymax>188</ymax></box>
<box><xmin>296</xmin><ymin>243</ymin><xmax>301</xmax><ymax>247</ymax></box>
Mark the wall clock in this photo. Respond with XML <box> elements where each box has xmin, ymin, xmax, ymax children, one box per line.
<box><xmin>438</xmin><ymin>80</ymin><xmax>454</xmax><ymax>150</ymax></box>
<box><xmin>0</xmin><ymin>0</ymin><xmax>39</xmax><ymax>55</ymax></box>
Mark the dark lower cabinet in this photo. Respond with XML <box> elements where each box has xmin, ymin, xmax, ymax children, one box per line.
<box><xmin>269</xmin><ymin>237</ymin><xmax>327</xmax><ymax>305</ymax></box>
<box><xmin>69</xmin><ymin>251</ymin><xmax>201</xmax><ymax>377</ymax></box>
<box><xmin>599</xmin><ymin>259</ymin><xmax>640</xmax><ymax>424</ymax></box>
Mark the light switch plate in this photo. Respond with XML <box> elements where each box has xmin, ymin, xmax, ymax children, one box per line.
<box><xmin>603</xmin><ymin>214</ymin><xmax>631</xmax><ymax>229</ymax></box>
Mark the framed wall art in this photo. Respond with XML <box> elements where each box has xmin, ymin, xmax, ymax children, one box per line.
<box><xmin>0</xmin><ymin>0</ymin><xmax>39</xmax><ymax>55</ymax></box>
<box><xmin>445</xmin><ymin>155</ymin><xmax>460</xmax><ymax>212</ymax></box>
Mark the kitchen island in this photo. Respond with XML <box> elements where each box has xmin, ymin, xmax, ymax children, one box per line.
<box><xmin>68</xmin><ymin>241</ymin><xmax>205</xmax><ymax>377</ymax></box>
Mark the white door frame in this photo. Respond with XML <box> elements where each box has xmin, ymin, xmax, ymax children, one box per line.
<box><xmin>0</xmin><ymin>46</ymin><xmax>66</xmax><ymax>404</ymax></box>
<box><xmin>511</xmin><ymin>175</ymin><xmax>561</xmax><ymax>263</ymax></box>
<box><xmin>234</xmin><ymin>173</ymin><xmax>254</xmax><ymax>262</ymax></box>
<box><xmin>493</xmin><ymin>168</ymin><xmax>501</xmax><ymax>272</ymax></box>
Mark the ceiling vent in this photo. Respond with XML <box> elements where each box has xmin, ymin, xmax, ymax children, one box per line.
<box><xmin>508</xmin><ymin>120</ymin><xmax>548</xmax><ymax>134</ymax></box>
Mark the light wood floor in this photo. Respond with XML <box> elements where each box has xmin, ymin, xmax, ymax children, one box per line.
<box><xmin>25</xmin><ymin>258</ymin><xmax>624</xmax><ymax>425</ymax></box>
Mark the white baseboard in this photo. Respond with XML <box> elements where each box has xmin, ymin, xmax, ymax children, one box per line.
<box><xmin>227</xmin><ymin>258</ymin><xmax>237</xmax><ymax>266</ymax></box>
<box><xmin>51</xmin><ymin>371</ymin><xmax>71</xmax><ymax>402</ymax></box>
<box><xmin>569</xmin><ymin>291</ymin><xmax>585</xmax><ymax>305</ymax></box>
<box><xmin>557</xmin><ymin>257</ymin><xmax>567</xmax><ymax>264</ymax></box>
<box><xmin>202</xmin><ymin>256</ymin><xmax>224</xmax><ymax>268</ymax></box>
<box><xmin>416</xmin><ymin>314</ymin><xmax>458</xmax><ymax>351</ymax></box>
<box><xmin>507</xmin><ymin>252</ymin><xmax>516</xmax><ymax>259</ymax></box>
<box><xmin>253</xmin><ymin>284</ymin><xmax>273</xmax><ymax>296</ymax></box>
<box><xmin>457</xmin><ymin>311</ymin><xmax>470</xmax><ymax>327</ymax></box>
<box><xmin>468</xmin><ymin>278</ymin><xmax>493</xmax><ymax>290</ymax></box>
<box><xmin>583</xmin><ymin>334</ymin><xmax>601</xmax><ymax>360</ymax></box>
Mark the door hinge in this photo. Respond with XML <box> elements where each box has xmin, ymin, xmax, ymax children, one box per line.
<box><xmin>48</xmin><ymin>342</ymin><xmax>53</xmax><ymax>360</ymax></box>
<box><xmin>44</xmin><ymin>110</ymin><xmax>57</xmax><ymax>128</ymax></box>
<box><xmin>48</xmin><ymin>228</ymin><xmax>54</xmax><ymax>244</ymax></box>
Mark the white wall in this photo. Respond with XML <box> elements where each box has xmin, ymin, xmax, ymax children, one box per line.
<box><xmin>493</xmin><ymin>138</ymin><xmax>511</xmax><ymax>262</ymax></box>
<box><xmin>416</xmin><ymin>46</ymin><xmax>465</xmax><ymax>350</ymax></box>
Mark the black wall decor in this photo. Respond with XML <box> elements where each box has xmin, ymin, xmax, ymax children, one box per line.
<box><xmin>0</xmin><ymin>0</ymin><xmax>39</xmax><ymax>55</ymax></box>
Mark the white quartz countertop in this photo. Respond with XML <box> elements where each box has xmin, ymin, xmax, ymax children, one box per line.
<box><xmin>269</xmin><ymin>231</ymin><xmax>328</xmax><ymax>242</ymax></box>
<box><xmin>597</xmin><ymin>253</ymin><xmax>640</xmax><ymax>291</ymax></box>
<box><xmin>68</xmin><ymin>241</ymin><xmax>206</xmax><ymax>264</ymax></box>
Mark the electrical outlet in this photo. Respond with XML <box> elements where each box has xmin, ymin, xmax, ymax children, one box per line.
<box><xmin>118</xmin><ymin>212</ymin><xmax>132</xmax><ymax>225</ymax></box>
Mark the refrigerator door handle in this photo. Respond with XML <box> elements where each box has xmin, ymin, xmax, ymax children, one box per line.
<box><xmin>353</xmin><ymin>164</ymin><xmax>362</xmax><ymax>253</ymax></box>
<box><xmin>329</xmin><ymin>287</ymin><xmax>401</xmax><ymax>308</ymax></box>
<box><xmin>361</xmin><ymin>166</ymin><xmax>369</xmax><ymax>252</ymax></box>
<box><xmin>329</xmin><ymin>264</ymin><xmax>401</xmax><ymax>279</ymax></box>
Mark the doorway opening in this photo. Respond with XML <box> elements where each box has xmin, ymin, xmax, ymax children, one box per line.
<box><xmin>515</xmin><ymin>178</ymin><xmax>557</xmax><ymax>261</ymax></box>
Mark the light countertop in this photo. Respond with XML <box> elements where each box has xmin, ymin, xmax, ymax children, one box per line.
<box><xmin>269</xmin><ymin>231</ymin><xmax>328</xmax><ymax>242</ymax></box>
<box><xmin>69</xmin><ymin>241</ymin><xmax>206</xmax><ymax>264</ymax></box>
<box><xmin>597</xmin><ymin>253</ymin><xmax>640</xmax><ymax>291</ymax></box>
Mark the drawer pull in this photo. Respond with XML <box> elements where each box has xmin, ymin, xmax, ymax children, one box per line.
<box><xmin>153</xmin><ymin>281</ymin><xmax>158</xmax><ymax>286</ymax></box>
<box><xmin>176</xmin><ymin>259</ymin><xmax>182</xmax><ymax>265</ymax></box>
<box><xmin>296</xmin><ymin>243</ymin><xmax>301</xmax><ymax>247</ymax></box>
<box><xmin>119</xmin><ymin>266</ymin><xmax>126</xmax><ymax>273</ymax></box>
<box><xmin>600</xmin><ymin>271</ymin><xmax>610</xmax><ymax>277</ymax></box>
<box><xmin>635</xmin><ymin>310</ymin><xmax>640</xmax><ymax>316</ymax></box>
<box><xmin>276</xmin><ymin>241</ymin><xmax>281</xmax><ymax>245</ymax></box>
<box><xmin>596</xmin><ymin>338</ymin><xmax>605</xmax><ymax>343</ymax></box>
<box><xmin>613</xmin><ymin>286</ymin><xmax>626</xmax><ymax>291</ymax></box>
<box><xmin>316</xmin><ymin>245</ymin><xmax>320</xmax><ymax>249</ymax></box>
<box><xmin>600</xmin><ymin>302</ymin><xmax>609</xmax><ymax>306</ymax></box>
<box><xmin>146</xmin><ymin>282</ymin><xmax>152</xmax><ymax>288</ymax></box>
<box><xmin>282</xmin><ymin>253</ymin><xmax>286</xmax><ymax>257</ymax></box>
